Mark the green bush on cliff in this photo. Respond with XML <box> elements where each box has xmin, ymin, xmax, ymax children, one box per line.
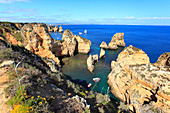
<box><xmin>12</xmin><ymin>32</ymin><xmax>23</xmax><ymax>42</ymax></box>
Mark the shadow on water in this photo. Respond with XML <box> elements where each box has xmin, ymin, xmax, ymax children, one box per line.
<box><xmin>62</xmin><ymin>47</ymin><xmax>124</xmax><ymax>100</ymax></box>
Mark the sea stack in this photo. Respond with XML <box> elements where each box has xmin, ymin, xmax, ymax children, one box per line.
<box><xmin>87</xmin><ymin>54</ymin><xmax>98</xmax><ymax>73</ymax></box>
<box><xmin>100</xmin><ymin>33</ymin><xmax>125</xmax><ymax>49</ymax></box>
<box><xmin>100</xmin><ymin>41</ymin><xmax>108</xmax><ymax>49</ymax></box>
<box><xmin>99</xmin><ymin>48</ymin><xmax>105</xmax><ymax>58</ymax></box>
<box><xmin>74</xmin><ymin>35</ymin><xmax>91</xmax><ymax>54</ymax></box>
<box><xmin>59</xmin><ymin>26</ymin><xmax>63</xmax><ymax>33</ymax></box>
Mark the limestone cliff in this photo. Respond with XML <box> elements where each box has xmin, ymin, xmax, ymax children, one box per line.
<box><xmin>61</xmin><ymin>29</ymin><xmax>77</xmax><ymax>56</ymax></box>
<box><xmin>0</xmin><ymin>23</ymin><xmax>91</xmax><ymax>66</ymax></box>
<box><xmin>74</xmin><ymin>35</ymin><xmax>91</xmax><ymax>54</ymax></box>
<box><xmin>107</xmin><ymin>45</ymin><xmax>170</xmax><ymax>113</ymax></box>
<box><xmin>61</xmin><ymin>29</ymin><xmax>91</xmax><ymax>56</ymax></box>
<box><xmin>155</xmin><ymin>52</ymin><xmax>170</xmax><ymax>66</ymax></box>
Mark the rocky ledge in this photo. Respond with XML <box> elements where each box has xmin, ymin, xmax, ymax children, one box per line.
<box><xmin>100</xmin><ymin>33</ymin><xmax>125</xmax><ymax>49</ymax></box>
<box><xmin>107</xmin><ymin>45</ymin><xmax>170</xmax><ymax>113</ymax></box>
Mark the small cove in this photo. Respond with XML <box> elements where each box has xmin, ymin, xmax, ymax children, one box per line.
<box><xmin>50</xmin><ymin>25</ymin><xmax>170</xmax><ymax>99</ymax></box>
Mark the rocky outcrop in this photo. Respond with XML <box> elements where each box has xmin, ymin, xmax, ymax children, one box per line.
<box><xmin>74</xmin><ymin>35</ymin><xmax>91</xmax><ymax>54</ymax></box>
<box><xmin>60</xmin><ymin>29</ymin><xmax>91</xmax><ymax>56</ymax></box>
<box><xmin>48</xmin><ymin>25</ymin><xmax>58</xmax><ymax>32</ymax></box>
<box><xmin>100</xmin><ymin>33</ymin><xmax>125</xmax><ymax>49</ymax></box>
<box><xmin>99</xmin><ymin>48</ymin><xmax>105</xmax><ymax>58</ymax></box>
<box><xmin>61</xmin><ymin>29</ymin><xmax>77</xmax><ymax>56</ymax></box>
<box><xmin>155</xmin><ymin>52</ymin><xmax>170</xmax><ymax>66</ymax></box>
<box><xmin>108</xmin><ymin>46</ymin><xmax>169</xmax><ymax>113</ymax></box>
<box><xmin>87</xmin><ymin>54</ymin><xmax>98</xmax><ymax>73</ymax></box>
<box><xmin>59</xmin><ymin>26</ymin><xmax>63</xmax><ymax>33</ymax></box>
<box><xmin>100</xmin><ymin>41</ymin><xmax>108</xmax><ymax>49</ymax></box>
<box><xmin>109</xmin><ymin>33</ymin><xmax>125</xmax><ymax>47</ymax></box>
<box><xmin>115</xmin><ymin>45</ymin><xmax>150</xmax><ymax>66</ymax></box>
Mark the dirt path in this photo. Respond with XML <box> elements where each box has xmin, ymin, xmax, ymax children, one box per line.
<box><xmin>0</xmin><ymin>67</ymin><xmax>12</xmax><ymax>113</ymax></box>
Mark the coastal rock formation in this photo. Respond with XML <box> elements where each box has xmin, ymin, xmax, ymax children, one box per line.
<box><xmin>87</xmin><ymin>54</ymin><xmax>98</xmax><ymax>73</ymax></box>
<box><xmin>99</xmin><ymin>48</ymin><xmax>105</xmax><ymax>58</ymax></box>
<box><xmin>155</xmin><ymin>52</ymin><xmax>170</xmax><ymax>66</ymax></box>
<box><xmin>48</xmin><ymin>25</ymin><xmax>58</xmax><ymax>32</ymax></box>
<box><xmin>116</xmin><ymin>45</ymin><xmax>150</xmax><ymax>66</ymax></box>
<box><xmin>0</xmin><ymin>23</ymin><xmax>91</xmax><ymax>66</ymax></box>
<box><xmin>100</xmin><ymin>41</ymin><xmax>108</xmax><ymax>49</ymax></box>
<box><xmin>59</xmin><ymin>26</ymin><xmax>63</xmax><ymax>33</ymax></box>
<box><xmin>100</xmin><ymin>33</ymin><xmax>125</xmax><ymax>49</ymax></box>
<box><xmin>61</xmin><ymin>29</ymin><xmax>77</xmax><ymax>56</ymax></box>
<box><xmin>108</xmin><ymin>33</ymin><xmax>125</xmax><ymax>47</ymax></box>
<box><xmin>107</xmin><ymin>46</ymin><xmax>169</xmax><ymax>113</ymax></box>
<box><xmin>74</xmin><ymin>35</ymin><xmax>91</xmax><ymax>54</ymax></box>
<box><xmin>61</xmin><ymin>29</ymin><xmax>91</xmax><ymax>56</ymax></box>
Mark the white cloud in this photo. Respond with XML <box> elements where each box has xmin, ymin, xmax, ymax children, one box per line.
<box><xmin>0</xmin><ymin>0</ymin><xmax>30</xmax><ymax>4</ymax></box>
<box><xmin>124</xmin><ymin>17</ymin><xmax>135</xmax><ymax>19</ymax></box>
<box><xmin>137</xmin><ymin>17</ymin><xmax>170</xmax><ymax>20</ymax></box>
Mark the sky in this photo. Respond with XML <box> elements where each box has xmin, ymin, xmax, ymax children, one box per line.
<box><xmin>0</xmin><ymin>0</ymin><xmax>170</xmax><ymax>25</ymax></box>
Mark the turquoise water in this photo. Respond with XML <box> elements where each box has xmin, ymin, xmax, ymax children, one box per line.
<box><xmin>50</xmin><ymin>25</ymin><xmax>170</xmax><ymax>98</ymax></box>
<box><xmin>61</xmin><ymin>48</ymin><xmax>123</xmax><ymax>98</ymax></box>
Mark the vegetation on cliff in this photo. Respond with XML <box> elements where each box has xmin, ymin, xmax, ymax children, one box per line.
<box><xmin>0</xmin><ymin>22</ymin><xmax>124</xmax><ymax>113</ymax></box>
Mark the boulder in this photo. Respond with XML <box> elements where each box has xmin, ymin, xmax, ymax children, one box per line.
<box><xmin>100</xmin><ymin>41</ymin><xmax>108</xmax><ymax>49</ymax></box>
<box><xmin>74</xmin><ymin>35</ymin><xmax>91</xmax><ymax>54</ymax></box>
<box><xmin>99</xmin><ymin>48</ymin><xmax>105</xmax><ymax>58</ymax></box>
<box><xmin>59</xmin><ymin>26</ymin><xmax>63</xmax><ymax>33</ymax></box>
<box><xmin>87</xmin><ymin>54</ymin><xmax>98</xmax><ymax>73</ymax></box>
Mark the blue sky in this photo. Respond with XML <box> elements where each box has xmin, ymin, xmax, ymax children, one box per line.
<box><xmin>0</xmin><ymin>0</ymin><xmax>170</xmax><ymax>25</ymax></box>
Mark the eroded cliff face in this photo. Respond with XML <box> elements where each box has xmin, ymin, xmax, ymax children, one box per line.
<box><xmin>60</xmin><ymin>29</ymin><xmax>91</xmax><ymax>56</ymax></box>
<box><xmin>107</xmin><ymin>45</ymin><xmax>170</xmax><ymax>113</ymax></box>
<box><xmin>0</xmin><ymin>23</ymin><xmax>91</xmax><ymax>66</ymax></box>
<box><xmin>155</xmin><ymin>52</ymin><xmax>170</xmax><ymax>66</ymax></box>
<box><xmin>74</xmin><ymin>35</ymin><xmax>91</xmax><ymax>54</ymax></box>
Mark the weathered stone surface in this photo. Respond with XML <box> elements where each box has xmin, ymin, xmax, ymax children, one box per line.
<box><xmin>87</xmin><ymin>54</ymin><xmax>98</xmax><ymax>73</ymax></box>
<box><xmin>59</xmin><ymin>26</ymin><xmax>63</xmax><ymax>33</ymax></box>
<box><xmin>99</xmin><ymin>48</ymin><xmax>105</xmax><ymax>58</ymax></box>
<box><xmin>116</xmin><ymin>45</ymin><xmax>150</xmax><ymax>66</ymax></box>
<box><xmin>108</xmin><ymin>46</ymin><xmax>169</xmax><ymax>113</ymax></box>
<box><xmin>155</xmin><ymin>52</ymin><xmax>170</xmax><ymax>66</ymax></box>
<box><xmin>47</xmin><ymin>25</ymin><xmax>58</xmax><ymax>32</ymax></box>
<box><xmin>101</xmin><ymin>33</ymin><xmax>125</xmax><ymax>50</ymax></box>
<box><xmin>61</xmin><ymin>29</ymin><xmax>76</xmax><ymax>56</ymax></box>
<box><xmin>108</xmin><ymin>42</ymin><xmax>118</xmax><ymax>49</ymax></box>
<box><xmin>74</xmin><ymin>35</ymin><xmax>91</xmax><ymax>54</ymax></box>
<box><xmin>108</xmin><ymin>33</ymin><xmax>125</xmax><ymax>49</ymax></box>
<box><xmin>100</xmin><ymin>41</ymin><xmax>108</xmax><ymax>49</ymax></box>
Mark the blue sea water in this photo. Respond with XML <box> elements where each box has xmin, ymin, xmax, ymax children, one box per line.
<box><xmin>50</xmin><ymin>25</ymin><xmax>170</xmax><ymax>98</ymax></box>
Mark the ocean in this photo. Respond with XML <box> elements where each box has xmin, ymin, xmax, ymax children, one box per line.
<box><xmin>50</xmin><ymin>25</ymin><xmax>170</xmax><ymax>99</ymax></box>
